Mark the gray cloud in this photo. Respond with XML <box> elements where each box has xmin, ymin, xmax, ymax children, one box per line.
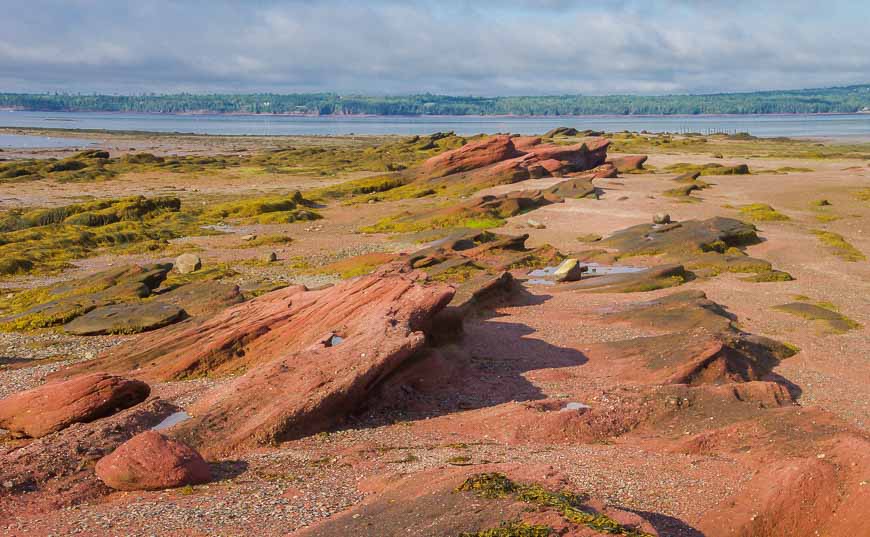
<box><xmin>0</xmin><ymin>0</ymin><xmax>867</xmax><ymax>95</ymax></box>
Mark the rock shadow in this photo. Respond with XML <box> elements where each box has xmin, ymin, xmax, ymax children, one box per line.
<box><xmin>347</xmin><ymin>316</ymin><xmax>588</xmax><ymax>429</ymax></box>
<box><xmin>627</xmin><ymin>509</ymin><xmax>706</xmax><ymax>537</ymax></box>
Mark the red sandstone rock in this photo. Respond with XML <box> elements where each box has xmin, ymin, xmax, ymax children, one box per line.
<box><xmin>421</xmin><ymin>135</ymin><xmax>521</xmax><ymax>177</ymax></box>
<box><xmin>607</xmin><ymin>154</ymin><xmax>648</xmax><ymax>172</ymax></box>
<box><xmin>0</xmin><ymin>397</ymin><xmax>177</xmax><ymax>518</ymax></box>
<box><xmin>418</xmin><ymin>135</ymin><xmax>610</xmax><ymax>186</ymax></box>
<box><xmin>62</xmin><ymin>271</ymin><xmax>452</xmax><ymax>384</ymax></box>
<box><xmin>0</xmin><ymin>373</ymin><xmax>150</xmax><ymax>438</ymax></box>
<box><xmin>167</xmin><ymin>272</ymin><xmax>453</xmax><ymax>458</ymax></box>
<box><xmin>95</xmin><ymin>430</ymin><xmax>211</xmax><ymax>491</ymax></box>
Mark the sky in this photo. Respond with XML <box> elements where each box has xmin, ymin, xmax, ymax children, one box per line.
<box><xmin>1</xmin><ymin>0</ymin><xmax>869</xmax><ymax>96</ymax></box>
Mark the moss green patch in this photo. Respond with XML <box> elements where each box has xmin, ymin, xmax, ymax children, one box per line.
<box><xmin>460</xmin><ymin>522</ymin><xmax>552</xmax><ymax>537</ymax></box>
<box><xmin>773</xmin><ymin>302</ymin><xmax>860</xmax><ymax>334</ymax></box>
<box><xmin>456</xmin><ymin>473</ymin><xmax>654</xmax><ymax>537</ymax></box>
<box><xmin>810</xmin><ymin>230</ymin><xmax>866</xmax><ymax>261</ymax></box>
<box><xmin>664</xmin><ymin>162</ymin><xmax>749</xmax><ymax>176</ymax></box>
<box><xmin>310</xmin><ymin>252</ymin><xmax>396</xmax><ymax>279</ymax></box>
<box><xmin>737</xmin><ymin>203</ymin><xmax>790</xmax><ymax>222</ymax></box>
<box><xmin>0</xmin><ymin>196</ymin><xmax>211</xmax><ymax>277</ymax></box>
<box><xmin>576</xmin><ymin>233</ymin><xmax>602</xmax><ymax>243</ymax></box>
<box><xmin>741</xmin><ymin>270</ymin><xmax>794</xmax><ymax>283</ymax></box>
<box><xmin>853</xmin><ymin>189</ymin><xmax>870</xmax><ymax>202</ymax></box>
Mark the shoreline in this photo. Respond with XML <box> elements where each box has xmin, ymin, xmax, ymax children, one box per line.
<box><xmin>3</xmin><ymin>108</ymin><xmax>870</xmax><ymax>119</ymax></box>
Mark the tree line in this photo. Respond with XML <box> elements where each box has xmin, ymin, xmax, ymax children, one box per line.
<box><xmin>2</xmin><ymin>85</ymin><xmax>869</xmax><ymax>116</ymax></box>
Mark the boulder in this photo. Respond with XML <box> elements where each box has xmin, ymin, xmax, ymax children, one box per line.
<box><xmin>63</xmin><ymin>302</ymin><xmax>186</xmax><ymax>335</ymax></box>
<box><xmin>607</xmin><ymin>154</ymin><xmax>648</xmax><ymax>172</ymax></box>
<box><xmin>262</xmin><ymin>251</ymin><xmax>278</xmax><ymax>263</ymax></box>
<box><xmin>0</xmin><ymin>373</ymin><xmax>150</xmax><ymax>438</ymax></box>
<box><xmin>95</xmin><ymin>430</ymin><xmax>211</xmax><ymax>491</ymax></box>
<box><xmin>175</xmin><ymin>253</ymin><xmax>201</xmax><ymax>274</ymax></box>
<box><xmin>553</xmin><ymin>258</ymin><xmax>585</xmax><ymax>282</ymax></box>
<box><xmin>527</xmin><ymin>219</ymin><xmax>546</xmax><ymax>229</ymax></box>
<box><xmin>0</xmin><ymin>264</ymin><xmax>170</xmax><ymax>331</ymax></box>
<box><xmin>653</xmin><ymin>213</ymin><xmax>671</xmax><ymax>224</ymax></box>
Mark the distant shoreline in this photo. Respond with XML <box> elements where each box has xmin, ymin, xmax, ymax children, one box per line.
<box><xmin>3</xmin><ymin>108</ymin><xmax>870</xmax><ymax>119</ymax></box>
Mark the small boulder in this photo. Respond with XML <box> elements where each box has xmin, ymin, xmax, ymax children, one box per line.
<box><xmin>653</xmin><ymin>213</ymin><xmax>671</xmax><ymax>225</ymax></box>
<box><xmin>527</xmin><ymin>219</ymin><xmax>546</xmax><ymax>229</ymax></box>
<box><xmin>262</xmin><ymin>251</ymin><xmax>278</xmax><ymax>263</ymax></box>
<box><xmin>175</xmin><ymin>254</ymin><xmax>202</xmax><ymax>274</ymax></box>
<box><xmin>553</xmin><ymin>259</ymin><xmax>586</xmax><ymax>282</ymax></box>
<box><xmin>95</xmin><ymin>430</ymin><xmax>211</xmax><ymax>491</ymax></box>
<box><xmin>241</xmin><ymin>234</ymin><xmax>257</xmax><ymax>242</ymax></box>
<box><xmin>0</xmin><ymin>373</ymin><xmax>150</xmax><ymax>438</ymax></box>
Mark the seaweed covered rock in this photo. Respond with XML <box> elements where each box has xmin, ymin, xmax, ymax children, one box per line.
<box><xmin>0</xmin><ymin>373</ymin><xmax>150</xmax><ymax>438</ymax></box>
<box><xmin>95</xmin><ymin>430</ymin><xmax>211</xmax><ymax>491</ymax></box>
<box><xmin>0</xmin><ymin>263</ymin><xmax>171</xmax><ymax>331</ymax></box>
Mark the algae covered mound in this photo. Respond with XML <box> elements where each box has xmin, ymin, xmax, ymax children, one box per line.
<box><xmin>0</xmin><ymin>196</ymin><xmax>197</xmax><ymax>276</ymax></box>
<box><xmin>0</xmin><ymin>133</ymin><xmax>468</xmax><ymax>184</ymax></box>
<box><xmin>773</xmin><ymin>301</ymin><xmax>861</xmax><ymax>334</ymax></box>
<box><xmin>202</xmin><ymin>190</ymin><xmax>321</xmax><ymax>224</ymax></box>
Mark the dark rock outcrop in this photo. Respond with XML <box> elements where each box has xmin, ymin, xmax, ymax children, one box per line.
<box><xmin>64</xmin><ymin>302</ymin><xmax>186</xmax><ymax>335</ymax></box>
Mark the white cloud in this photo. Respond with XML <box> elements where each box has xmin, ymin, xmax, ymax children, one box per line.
<box><xmin>0</xmin><ymin>0</ymin><xmax>867</xmax><ymax>95</ymax></box>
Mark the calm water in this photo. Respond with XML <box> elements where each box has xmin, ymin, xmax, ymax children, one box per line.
<box><xmin>2</xmin><ymin>110</ymin><xmax>870</xmax><ymax>139</ymax></box>
<box><xmin>0</xmin><ymin>133</ymin><xmax>94</xmax><ymax>148</ymax></box>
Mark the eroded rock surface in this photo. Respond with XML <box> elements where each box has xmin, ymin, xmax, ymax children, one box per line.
<box><xmin>0</xmin><ymin>372</ymin><xmax>150</xmax><ymax>438</ymax></box>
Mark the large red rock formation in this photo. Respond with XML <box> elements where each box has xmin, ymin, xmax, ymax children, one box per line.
<box><xmin>95</xmin><ymin>430</ymin><xmax>211</xmax><ymax>491</ymax></box>
<box><xmin>421</xmin><ymin>135</ymin><xmax>522</xmax><ymax>177</ymax></box>
<box><xmin>0</xmin><ymin>373</ymin><xmax>150</xmax><ymax>438</ymax></box>
<box><xmin>418</xmin><ymin>134</ymin><xmax>610</xmax><ymax>187</ymax></box>
<box><xmin>167</xmin><ymin>271</ymin><xmax>453</xmax><ymax>458</ymax></box>
<box><xmin>60</xmin><ymin>271</ymin><xmax>452</xmax><ymax>383</ymax></box>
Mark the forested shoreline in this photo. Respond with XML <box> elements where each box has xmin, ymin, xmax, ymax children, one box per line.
<box><xmin>2</xmin><ymin>85</ymin><xmax>869</xmax><ymax>116</ymax></box>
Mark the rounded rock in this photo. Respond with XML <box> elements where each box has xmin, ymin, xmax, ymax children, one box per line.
<box><xmin>175</xmin><ymin>253</ymin><xmax>202</xmax><ymax>274</ymax></box>
<box><xmin>653</xmin><ymin>213</ymin><xmax>671</xmax><ymax>225</ymax></box>
<box><xmin>95</xmin><ymin>430</ymin><xmax>211</xmax><ymax>491</ymax></box>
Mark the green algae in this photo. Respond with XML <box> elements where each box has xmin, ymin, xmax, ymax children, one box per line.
<box><xmin>773</xmin><ymin>302</ymin><xmax>860</xmax><ymax>334</ymax></box>
<box><xmin>456</xmin><ymin>473</ymin><xmax>654</xmax><ymax>537</ymax></box>
<box><xmin>811</xmin><ymin>230</ymin><xmax>866</xmax><ymax>261</ymax></box>
<box><xmin>664</xmin><ymin>162</ymin><xmax>750</xmax><ymax>176</ymax></box>
<box><xmin>737</xmin><ymin>203</ymin><xmax>790</xmax><ymax>222</ymax></box>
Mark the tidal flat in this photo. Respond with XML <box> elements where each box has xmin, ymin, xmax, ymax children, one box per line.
<box><xmin>1</xmin><ymin>127</ymin><xmax>869</xmax><ymax>537</ymax></box>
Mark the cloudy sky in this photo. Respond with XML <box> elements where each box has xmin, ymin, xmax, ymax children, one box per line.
<box><xmin>1</xmin><ymin>0</ymin><xmax>868</xmax><ymax>96</ymax></box>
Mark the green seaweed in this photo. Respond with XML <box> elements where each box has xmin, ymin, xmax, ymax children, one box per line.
<box><xmin>456</xmin><ymin>473</ymin><xmax>654</xmax><ymax>537</ymax></box>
